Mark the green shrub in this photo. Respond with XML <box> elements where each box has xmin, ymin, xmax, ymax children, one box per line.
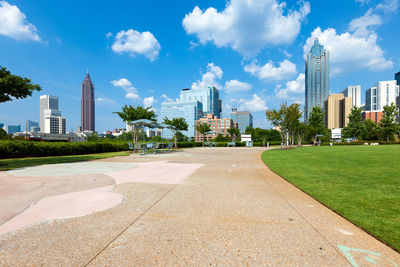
<box><xmin>320</xmin><ymin>140</ymin><xmax>400</xmax><ymax>146</ymax></box>
<box><xmin>0</xmin><ymin>140</ymin><xmax>129</xmax><ymax>159</ymax></box>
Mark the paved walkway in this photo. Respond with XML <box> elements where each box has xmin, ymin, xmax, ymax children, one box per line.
<box><xmin>0</xmin><ymin>148</ymin><xmax>399</xmax><ymax>266</ymax></box>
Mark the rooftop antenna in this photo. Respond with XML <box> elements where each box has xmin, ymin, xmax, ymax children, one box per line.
<box><xmin>86</xmin><ymin>67</ymin><xmax>88</xmax><ymax>74</ymax></box>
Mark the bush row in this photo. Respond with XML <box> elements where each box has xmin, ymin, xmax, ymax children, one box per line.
<box><xmin>320</xmin><ymin>140</ymin><xmax>400</xmax><ymax>146</ymax></box>
<box><xmin>176</xmin><ymin>141</ymin><xmax>287</xmax><ymax>147</ymax></box>
<box><xmin>0</xmin><ymin>141</ymin><xmax>129</xmax><ymax>159</ymax></box>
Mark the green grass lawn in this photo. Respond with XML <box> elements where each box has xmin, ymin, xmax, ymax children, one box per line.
<box><xmin>262</xmin><ymin>145</ymin><xmax>400</xmax><ymax>251</ymax></box>
<box><xmin>0</xmin><ymin>151</ymin><xmax>131</xmax><ymax>171</ymax></box>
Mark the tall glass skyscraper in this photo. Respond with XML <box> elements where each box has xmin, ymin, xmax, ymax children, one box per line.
<box><xmin>180</xmin><ymin>86</ymin><xmax>222</xmax><ymax>118</ymax></box>
<box><xmin>160</xmin><ymin>100</ymin><xmax>203</xmax><ymax>138</ymax></box>
<box><xmin>305</xmin><ymin>38</ymin><xmax>329</xmax><ymax>121</ymax></box>
<box><xmin>230</xmin><ymin>108</ymin><xmax>253</xmax><ymax>134</ymax></box>
<box><xmin>81</xmin><ymin>71</ymin><xmax>95</xmax><ymax>132</ymax></box>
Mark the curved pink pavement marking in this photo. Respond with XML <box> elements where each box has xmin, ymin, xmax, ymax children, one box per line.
<box><xmin>106</xmin><ymin>161</ymin><xmax>203</xmax><ymax>185</ymax></box>
<box><xmin>0</xmin><ymin>185</ymin><xmax>122</xmax><ymax>235</ymax></box>
<box><xmin>0</xmin><ymin>161</ymin><xmax>203</xmax><ymax>235</ymax></box>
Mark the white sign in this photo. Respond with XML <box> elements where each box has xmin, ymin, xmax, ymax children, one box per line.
<box><xmin>331</xmin><ymin>128</ymin><xmax>342</xmax><ymax>139</ymax></box>
<box><xmin>241</xmin><ymin>134</ymin><xmax>252</xmax><ymax>142</ymax></box>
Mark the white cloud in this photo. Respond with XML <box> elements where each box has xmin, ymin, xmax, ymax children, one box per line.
<box><xmin>304</xmin><ymin>27</ymin><xmax>393</xmax><ymax>75</ymax></box>
<box><xmin>96</xmin><ymin>97</ymin><xmax>116</xmax><ymax>105</ymax></box>
<box><xmin>161</xmin><ymin>94</ymin><xmax>173</xmax><ymax>102</ymax></box>
<box><xmin>355</xmin><ymin>0</ymin><xmax>370</xmax><ymax>4</ymax></box>
<box><xmin>105</xmin><ymin>32</ymin><xmax>113</xmax><ymax>39</ymax></box>
<box><xmin>243</xmin><ymin>59</ymin><xmax>297</xmax><ymax>81</ymax></box>
<box><xmin>110</xmin><ymin>78</ymin><xmax>140</xmax><ymax>100</ymax></box>
<box><xmin>192</xmin><ymin>63</ymin><xmax>223</xmax><ymax>90</ymax></box>
<box><xmin>125</xmin><ymin>92</ymin><xmax>140</xmax><ymax>100</ymax></box>
<box><xmin>238</xmin><ymin>94</ymin><xmax>267</xmax><ymax>111</ymax></box>
<box><xmin>303</xmin><ymin>0</ymin><xmax>397</xmax><ymax>75</ymax></box>
<box><xmin>348</xmin><ymin>11</ymin><xmax>382</xmax><ymax>36</ymax></box>
<box><xmin>376</xmin><ymin>0</ymin><xmax>399</xmax><ymax>14</ymax></box>
<box><xmin>0</xmin><ymin>1</ymin><xmax>40</xmax><ymax>41</ymax></box>
<box><xmin>182</xmin><ymin>0</ymin><xmax>310</xmax><ymax>56</ymax></box>
<box><xmin>143</xmin><ymin>96</ymin><xmax>154</xmax><ymax>107</ymax></box>
<box><xmin>275</xmin><ymin>73</ymin><xmax>305</xmax><ymax>101</ymax></box>
<box><xmin>224</xmin><ymin>80</ymin><xmax>252</xmax><ymax>93</ymax></box>
<box><xmin>111</xmin><ymin>29</ymin><xmax>161</xmax><ymax>61</ymax></box>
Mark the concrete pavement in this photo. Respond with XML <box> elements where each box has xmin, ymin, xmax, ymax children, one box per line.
<box><xmin>0</xmin><ymin>147</ymin><xmax>399</xmax><ymax>266</ymax></box>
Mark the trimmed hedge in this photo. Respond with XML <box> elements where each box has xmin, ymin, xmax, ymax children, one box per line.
<box><xmin>321</xmin><ymin>140</ymin><xmax>400</xmax><ymax>146</ymax></box>
<box><xmin>0</xmin><ymin>141</ymin><xmax>129</xmax><ymax>159</ymax></box>
<box><xmin>177</xmin><ymin>141</ymin><xmax>283</xmax><ymax>147</ymax></box>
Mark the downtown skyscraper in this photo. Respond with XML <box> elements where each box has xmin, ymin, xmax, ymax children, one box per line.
<box><xmin>305</xmin><ymin>38</ymin><xmax>329</xmax><ymax>121</ymax></box>
<box><xmin>81</xmin><ymin>71</ymin><xmax>95</xmax><ymax>132</ymax></box>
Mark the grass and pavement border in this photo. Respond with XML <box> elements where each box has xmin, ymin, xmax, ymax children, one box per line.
<box><xmin>262</xmin><ymin>145</ymin><xmax>400</xmax><ymax>252</ymax></box>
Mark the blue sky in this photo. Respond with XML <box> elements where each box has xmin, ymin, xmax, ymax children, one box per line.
<box><xmin>0</xmin><ymin>0</ymin><xmax>399</xmax><ymax>133</ymax></box>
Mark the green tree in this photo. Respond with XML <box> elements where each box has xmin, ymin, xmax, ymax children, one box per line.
<box><xmin>342</xmin><ymin>106</ymin><xmax>364</xmax><ymax>139</ymax></box>
<box><xmin>266</xmin><ymin>103</ymin><xmax>287</xmax><ymax>145</ymax></box>
<box><xmin>213</xmin><ymin>133</ymin><xmax>230</xmax><ymax>142</ymax></box>
<box><xmin>379</xmin><ymin>103</ymin><xmax>400</xmax><ymax>141</ymax></box>
<box><xmin>294</xmin><ymin>122</ymin><xmax>307</xmax><ymax>146</ymax></box>
<box><xmin>307</xmin><ymin>106</ymin><xmax>326</xmax><ymax>145</ymax></box>
<box><xmin>362</xmin><ymin>119</ymin><xmax>381</xmax><ymax>141</ymax></box>
<box><xmin>266</xmin><ymin>102</ymin><xmax>302</xmax><ymax>146</ymax></box>
<box><xmin>254</xmin><ymin>128</ymin><xmax>269</xmax><ymax>146</ymax></box>
<box><xmin>285</xmin><ymin>103</ymin><xmax>302</xmax><ymax>145</ymax></box>
<box><xmin>113</xmin><ymin>105</ymin><xmax>156</xmax><ymax>143</ymax></box>
<box><xmin>163</xmin><ymin>117</ymin><xmax>189</xmax><ymax>148</ymax></box>
<box><xmin>0</xmin><ymin>66</ymin><xmax>42</xmax><ymax>103</ymax></box>
<box><xmin>227</xmin><ymin>127</ymin><xmax>241</xmax><ymax>142</ymax></box>
<box><xmin>196</xmin><ymin>123</ymin><xmax>211</xmax><ymax>147</ymax></box>
<box><xmin>87</xmin><ymin>132</ymin><xmax>100</xmax><ymax>142</ymax></box>
<box><xmin>0</xmin><ymin>128</ymin><xmax>8</xmax><ymax>140</ymax></box>
<box><xmin>245</xmin><ymin>126</ymin><xmax>255</xmax><ymax>137</ymax></box>
<box><xmin>267</xmin><ymin>129</ymin><xmax>282</xmax><ymax>141</ymax></box>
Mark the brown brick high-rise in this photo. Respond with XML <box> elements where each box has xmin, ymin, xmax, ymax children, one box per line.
<box><xmin>81</xmin><ymin>71</ymin><xmax>95</xmax><ymax>131</ymax></box>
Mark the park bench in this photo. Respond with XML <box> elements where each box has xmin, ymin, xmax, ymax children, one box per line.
<box><xmin>227</xmin><ymin>142</ymin><xmax>236</xmax><ymax>147</ymax></box>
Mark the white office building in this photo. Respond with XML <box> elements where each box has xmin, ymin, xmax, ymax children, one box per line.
<box><xmin>40</xmin><ymin>95</ymin><xmax>67</xmax><ymax>134</ymax></box>
<box><xmin>44</xmin><ymin>116</ymin><xmax>66</xmax><ymax>134</ymax></box>
<box><xmin>365</xmin><ymin>80</ymin><xmax>399</xmax><ymax>111</ymax></box>
<box><xmin>40</xmin><ymin>95</ymin><xmax>59</xmax><ymax>132</ymax></box>
<box><xmin>342</xmin><ymin>85</ymin><xmax>361</xmax><ymax>108</ymax></box>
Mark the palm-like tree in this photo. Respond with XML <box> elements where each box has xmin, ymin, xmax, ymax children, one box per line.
<box><xmin>163</xmin><ymin>117</ymin><xmax>188</xmax><ymax>148</ymax></box>
<box><xmin>227</xmin><ymin>127</ymin><xmax>241</xmax><ymax>142</ymax></box>
<box><xmin>196</xmin><ymin>123</ymin><xmax>211</xmax><ymax>147</ymax></box>
<box><xmin>113</xmin><ymin>105</ymin><xmax>157</xmax><ymax>142</ymax></box>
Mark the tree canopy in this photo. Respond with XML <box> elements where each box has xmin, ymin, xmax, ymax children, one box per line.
<box><xmin>195</xmin><ymin>123</ymin><xmax>211</xmax><ymax>146</ymax></box>
<box><xmin>227</xmin><ymin>127</ymin><xmax>241</xmax><ymax>142</ymax></box>
<box><xmin>0</xmin><ymin>66</ymin><xmax>41</xmax><ymax>103</ymax></box>
<box><xmin>342</xmin><ymin>106</ymin><xmax>364</xmax><ymax>139</ymax></box>
<box><xmin>266</xmin><ymin>102</ymin><xmax>302</xmax><ymax>146</ymax></box>
<box><xmin>307</xmin><ymin>106</ymin><xmax>326</xmax><ymax>144</ymax></box>
<box><xmin>379</xmin><ymin>103</ymin><xmax>399</xmax><ymax>141</ymax></box>
<box><xmin>113</xmin><ymin>105</ymin><xmax>156</xmax><ymax>123</ymax></box>
<box><xmin>163</xmin><ymin>117</ymin><xmax>188</xmax><ymax>148</ymax></box>
<box><xmin>113</xmin><ymin>105</ymin><xmax>157</xmax><ymax>142</ymax></box>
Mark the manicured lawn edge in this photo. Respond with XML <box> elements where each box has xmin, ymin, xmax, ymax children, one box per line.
<box><xmin>0</xmin><ymin>151</ymin><xmax>131</xmax><ymax>171</ymax></box>
<box><xmin>261</xmin><ymin>147</ymin><xmax>400</xmax><ymax>253</ymax></box>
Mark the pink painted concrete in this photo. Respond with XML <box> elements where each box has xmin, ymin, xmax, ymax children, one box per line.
<box><xmin>106</xmin><ymin>161</ymin><xmax>203</xmax><ymax>185</ymax></box>
<box><xmin>0</xmin><ymin>161</ymin><xmax>203</xmax><ymax>236</ymax></box>
<box><xmin>0</xmin><ymin>185</ymin><xmax>122</xmax><ymax>235</ymax></box>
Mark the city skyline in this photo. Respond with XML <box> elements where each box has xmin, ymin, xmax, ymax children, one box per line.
<box><xmin>0</xmin><ymin>0</ymin><xmax>399</xmax><ymax>133</ymax></box>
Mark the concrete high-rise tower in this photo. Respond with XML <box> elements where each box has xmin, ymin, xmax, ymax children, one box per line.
<box><xmin>81</xmin><ymin>71</ymin><xmax>95</xmax><ymax>132</ymax></box>
<box><xmin>305</xmin><ymin>38</ymin><xmax>329</xmax><ymax>121</ymax></box>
